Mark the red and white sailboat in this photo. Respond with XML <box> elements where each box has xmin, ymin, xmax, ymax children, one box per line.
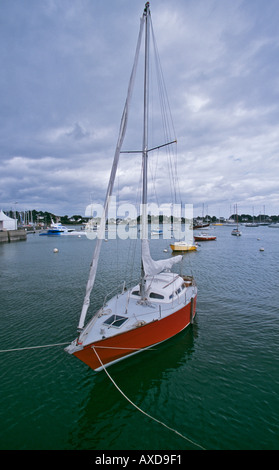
<box><xmin>194</xmin><ymin>233</ymin><xmax>216</xmax><ymax>241</ymax></box>
<box><xmin>65</xmin><ymin>3</ymin><xmax>197</xmax><ymax>371</ymax></box>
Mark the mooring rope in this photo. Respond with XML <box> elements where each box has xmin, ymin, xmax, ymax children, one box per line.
<box><xmin>0</xmin><ymin>343</ymin><xmax>156</xmax><ymax>353</ymax></box>
<box><xmin>0</xmin><ymin>342</ymin><xmax>70</xmax><ymax>353</ymax></box>
<box><xmin>92</xmin><ymin>346</ymin><xmax>206</xmax><ymax>450</ymax></box>
<box><xmin>0</xmin><ymin>341</ymin><xmax>205</xmax><ymax>449</ymax></box>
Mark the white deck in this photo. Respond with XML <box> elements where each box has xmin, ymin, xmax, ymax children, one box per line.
<box><xmin>74</xmin><ymin>272</ymin><xmax>197</xmax><ymax>348</ymax></box>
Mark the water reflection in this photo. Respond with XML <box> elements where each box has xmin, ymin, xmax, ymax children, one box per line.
<box><xmin>68</xmin><ymin>322</ymin><xmax>199</xmax><ymax>450</ymax></box>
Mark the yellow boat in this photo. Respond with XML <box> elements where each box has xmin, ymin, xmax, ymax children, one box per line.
<box><xmin>170</xmin><ymin>242</ymin><xmax>197</xmax><ymax>252</ymax></box>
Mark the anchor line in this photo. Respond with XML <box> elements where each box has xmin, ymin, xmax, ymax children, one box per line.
<box><xmin>92</xmin><ymin>346</ymin><xmax>206</xmax><ymax>450</ymax></box>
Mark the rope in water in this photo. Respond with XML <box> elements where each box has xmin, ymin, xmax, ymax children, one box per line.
<box><xmin>0</xmin><ymin>341</ymin><xmax>205</xmax><ymax>450</ymax></box>
<box><xmin>0</xmin><ymin>342</ymin><xmax>70</xmax><ymax>353</ymax></box>
<box><xmin>92</xmin><ymin>346</ymin><xmax>206</xmax><ymax>450</ymax></box>
<box><xmin>0</xmin><ymin>343</ymin><xmax>155</xmax><ymax>353</ymax></box>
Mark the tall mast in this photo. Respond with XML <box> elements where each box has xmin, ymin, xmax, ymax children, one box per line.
<box><xmin>76</xmin><ymin>8</ymin><xmax>145</xmax><ymax>332</ymax></box>
<box><xmin>140</xmin><ymin>2</ymin><xmax>150</xmax><ymax>298</ymax></box>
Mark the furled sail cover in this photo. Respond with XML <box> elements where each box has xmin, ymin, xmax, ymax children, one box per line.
<box><xmin>142</xmin><ymin>239</ymin><xmax>182</xmax><ymax>276</ymax></box>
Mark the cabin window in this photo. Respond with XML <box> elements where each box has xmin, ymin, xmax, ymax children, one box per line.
<box><xmin>169</xmin><ymin>284</ymin><xmax>185</xmax><ymax>300</ymax></box>
<box><xmin>149</xmin><ymin>292</ymin><xmax>164</xmax><ymax>299</ymax></box>
<box><xmin>103</xmin><ymin>315</ymin><xmax>128</xmax><ymax>328</ymax></box>
<box><xmin>132</xmin><ymin>290</ymin><xmax>140</xmax><ymax>296</ymax></box>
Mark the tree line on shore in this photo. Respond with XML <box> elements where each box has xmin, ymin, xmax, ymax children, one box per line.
<box><xmin>4</xmin><ymin>209</ymin><xmax>279</xmax><ymax>226</ymax></box>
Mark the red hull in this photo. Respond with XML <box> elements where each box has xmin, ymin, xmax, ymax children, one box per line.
<box><xmin>194</xmin><ymin>236</ymin><xmax>216</xmax><ymax>241</ymax></box>
<box><xmin>193</xmin><ymin>223</ymin><xmax>209</xmax><ymax>230</ymax></box>
<box><xmin>73</xmin><ymin>295</ymin><xmax>197</xmax><ymax>370</ymax></box>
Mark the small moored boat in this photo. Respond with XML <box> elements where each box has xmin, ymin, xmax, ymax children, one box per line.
<box><xmin>170</xmin><ymin>241</ymin><xmax>197</xmax><ymax>252</ymax></box>
<box><xmin>231</xmin><ymin>228</ymin><xmax>241</xmax><ymax>236</ymax></box>
<box><xmin>231</xmin><ymin>204</ymin><xmax>242</xmax><ymax>237</ymax></box>
<box><xmin>194</xmin><ymin>233</ymin><xmax>216</xmax><ymax>241</ymax></box>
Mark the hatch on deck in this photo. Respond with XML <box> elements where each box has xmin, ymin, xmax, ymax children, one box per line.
<box><xmin>103</xmin><ymin>315</ymin><xmax>128</xmax><ymax>328</ymax></box>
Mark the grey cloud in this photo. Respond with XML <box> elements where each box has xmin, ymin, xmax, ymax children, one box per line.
<box><xmin>1</xmin><ymin>0</ymin><xmax>279</xmax><ymax>218</ymax></box>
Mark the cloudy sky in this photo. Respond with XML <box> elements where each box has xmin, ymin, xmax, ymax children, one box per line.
<box><xmin>1</xmin><ymin>0</ymin><xmax>279</xmax><ymax>219</ymax></box>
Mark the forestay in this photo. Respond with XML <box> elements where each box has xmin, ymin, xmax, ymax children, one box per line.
<box><xmin>77</xmin><ymin>16</ymin><xmax>145</xmax><ymax>332</ymax></box>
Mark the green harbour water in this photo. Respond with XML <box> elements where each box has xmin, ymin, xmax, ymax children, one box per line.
<box><xmin>0</xmin><ymin>225</ymin><xmax>279</xmax><ymax>450</ymax></box>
